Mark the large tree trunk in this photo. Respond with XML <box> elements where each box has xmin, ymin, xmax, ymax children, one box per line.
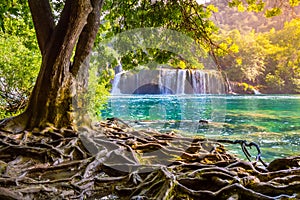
<box><xmin>0</xmin><ymin>0</ymin><xmax>104</xmax><ymax>133</ymax></box>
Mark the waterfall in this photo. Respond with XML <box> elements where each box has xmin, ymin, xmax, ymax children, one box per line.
<box><xmin>190</xmin><ymin>70</ymin><xmax>206</xmax><ymax>94</ymax></box>
<box><xmin>158</xmin><ymin>67</ymin><xmax>163</xmax><ymax>94</ymax></box>
<box><xmin>110</xmin><ymin>68</ymin><xmax>226</xmax><ymax>95</ymax></box>
<box><xmin>136</xmin><ymin>72</ymin><xmax>140</xmax><ymax>94</ymax></box>
<box><xmin>253</xmin><ymin>89</ymin><xmax>261</xmax><ymax>95</ymax></box>
<box><xmin>111</xmin><ymin>72</ymin><xmax>124</xmax><ymax>94</ymax></box>
<box><xmin>176</xmin><ymin>70</ymin><xmax>186</xmax><ymax>94</ymax></box>
<box><xmin>190</xmin><ymin>70</ymin><xmax>224</xmax><ymax>94</ymax></box>
<box><xmin>159</xmin><ymin>69</ymin><xmax>176</xmax><ymax>94</ymax></box>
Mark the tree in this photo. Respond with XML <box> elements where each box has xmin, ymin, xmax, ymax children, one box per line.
<box><xmin>0</xmin><ymin>0</ymin><xmax>223</xmax><ymax>133</ymax></box>
<box><xmin>218</xmin><ymin>30</ymin><xmax>268</xmax><ymax>84</ymax></box>
<box><xmin>0</xmin><ymin>0</ymin><xmax>104</xmax><ymax>133</ymax></box>
<box><xmin>265</xmin><ymin>19</ymin><xmax>300</xmax><ymax>93</ymax></box>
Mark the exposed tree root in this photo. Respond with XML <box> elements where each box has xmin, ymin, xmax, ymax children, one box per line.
<box><xmin>0</xmin><ymin>119</ymin><xmax>300</xmax><ymax>199</ymax></box>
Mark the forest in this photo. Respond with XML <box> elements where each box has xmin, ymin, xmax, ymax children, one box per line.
<box><xmin>212</xmin><ymin>0</ymin><xmax>300</xmax><ymax>94</ymax></box>
<box><xmin>1</xmin><ymin>0</ymin><xmax>300</xmax><ymax>118</ymax></box>
<box><xmin>0</xmin><ymin>0</ymin><xmax>300</xmax><ymax>199</ymax></box>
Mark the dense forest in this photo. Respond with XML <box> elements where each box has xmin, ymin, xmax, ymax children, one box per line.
<box><xmin>212</xmin><ymin>0</ymin><xmax>300</xmax><ymax>32</ymax></box>
<box><xmin>211</xmin><ymin>0</ymin><xmax>300</xmax><ymax>94</ymax></box>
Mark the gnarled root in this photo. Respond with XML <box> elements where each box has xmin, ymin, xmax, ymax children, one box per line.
<box><xmin>0</xmin><ymin>119</ymin><xmax>299</xmax><ymax>199</ymax></box>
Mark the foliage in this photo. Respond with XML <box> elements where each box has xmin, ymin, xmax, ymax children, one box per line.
<box><xmin>239</xmin><ymin>82</ymin><xmax>255</xmax><ymax>92</ymax></box>
<box><xmin>0</xmin><ymin>0</ymin><xmax>30</xmax><ymax>32</ymax></box>
<box><xmin>218</xmin><ymin>30</ymin><xmax>268</xmax><ymax>84</ymax></box>
<box><xmin>85</xmin><ymin>64</ymin><xmax>110</xmax><ymax>120</ymax></box>
<box><xmin>0</xmin><ymin>8</ymin><xmax>40</xmax><ymax>118</ymax></box>
<box><xmin>265</xmin><ymin>19</ymin><xmax>300</xmax><ymax>93</ymax></box>
<box><xmin>226</xmin><ymin>0</ymin><xmax>299</xmax><ymax>17</ymax></box>
<box><xmin>218</xmin><ymin>19</ymin><xmax>300</xmax><ymax>93</ymax></box>
<box><xmin>98</xmin><ymin>0</ymin><xmax>220</xmax><ymax>72</ymax></box>
<box><xmin>211</xmin><ymin>0</ymin><xmax>300</xmax><ymax>33</ymax></box>
<box><xmin>95</xmin><ymin>0</ymin><xmax>300</xmax><ymax>76</ymax></box>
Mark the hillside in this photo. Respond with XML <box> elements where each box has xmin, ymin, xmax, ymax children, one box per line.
<box><xmin>210</xmin><ymin>0</ymin><xmax>300</xmax><ymax>32</ymax></box>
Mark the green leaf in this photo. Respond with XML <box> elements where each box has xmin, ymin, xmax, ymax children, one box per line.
<box><xmin>265</xmin><ymin>8</ymin><xmax>282</xmax><ymax>18</ymax></box>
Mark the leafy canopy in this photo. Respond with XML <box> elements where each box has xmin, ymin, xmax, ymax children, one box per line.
<box><xmin>97</xmin><ymin>0</ymin><xmax>220</xmax><ymax>70</ymax></box>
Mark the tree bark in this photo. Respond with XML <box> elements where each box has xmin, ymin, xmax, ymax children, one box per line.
<box><xmin>0</xmin><ymin>0</ymin><xmax>104</xmax><ymax>133</ymax></box>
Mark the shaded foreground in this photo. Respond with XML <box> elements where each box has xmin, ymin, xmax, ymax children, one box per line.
<box><xmin>0</xmin><ymin>120</ymin><xmax>300</xmax><ymax>199</ymax></box>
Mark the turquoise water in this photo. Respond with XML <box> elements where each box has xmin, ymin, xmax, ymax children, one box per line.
<box><xmin>101</xmin><ymin>95</ymin><xmax>300</xmax><ymax>162</ymax></box>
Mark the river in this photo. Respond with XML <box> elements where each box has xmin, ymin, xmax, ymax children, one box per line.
<box><xmin>101</xmin><ymin>95</ymin><xmax>300</xmax><ymax>162</ymax></box>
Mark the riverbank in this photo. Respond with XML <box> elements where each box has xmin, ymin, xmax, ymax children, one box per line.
<box><xmin>0</xmin><ymin>119</ymin><xmax>299</xmax><ymax>199</ymax></box>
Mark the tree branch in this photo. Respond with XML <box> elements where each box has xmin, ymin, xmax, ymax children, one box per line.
<box><xmin>47</xmin><ymin>0</ymin><xmax>93</xmax><ymax>68</ymax></box>
<box><xmin>71</xmin><ymin>0</ymin><xmax>105</xmax><ymax>76</ymax></box>
<box><xmin>28</xmin><ymin>0</ymin><xmax>55</xmax><ymax>55</ymax></box>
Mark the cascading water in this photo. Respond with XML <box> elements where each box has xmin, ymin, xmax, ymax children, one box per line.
<box><xmin>111</xmin><ymin>68</ymin><xmax>226</xmax><ymax>95</ymax></box>
<box><xmin>110</xmin><ymin>72</ymin><xmax>122</xmax><ymax>94</ymax></box>
<box><xmin>176</xmin><ymin>70</ymin><xmax>186</xmax><ymax>94</ymax></box>
<box><xmin>187</xmin><ymin>70</ymin><xmax>226</xmax><ymax>94</ymax></box>
<box><xmin>158</xmin><ymin>67</ymin><xmax>163</xmax><ymax>94</ymax></box>
<box><xmin>159</xmin><ymin>69</ymin><xmax>176</xmax><ymax>94</ymax></box>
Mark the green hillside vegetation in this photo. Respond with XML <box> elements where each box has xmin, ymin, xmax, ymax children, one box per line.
<box><xmin>211</xmin><ymin>0</ymin><xmax>300</xmax><ymax>93</ymax></box>
<box><xmin>211</xmin><ymin>0</ymin><xmax>300</xmax><ymax>32</ymax></box>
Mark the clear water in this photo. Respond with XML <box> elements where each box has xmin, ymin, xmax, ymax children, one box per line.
<box><xmin>101</xmin><ymin>95</ymin><xmax>300</xmax><ymax>162</ymax></box>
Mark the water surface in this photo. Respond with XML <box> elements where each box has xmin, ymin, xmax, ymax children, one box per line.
<box><xmin>102</xmin><ymin>95</ymin><xmax>300</xmax><ymax>162</ymax></box>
